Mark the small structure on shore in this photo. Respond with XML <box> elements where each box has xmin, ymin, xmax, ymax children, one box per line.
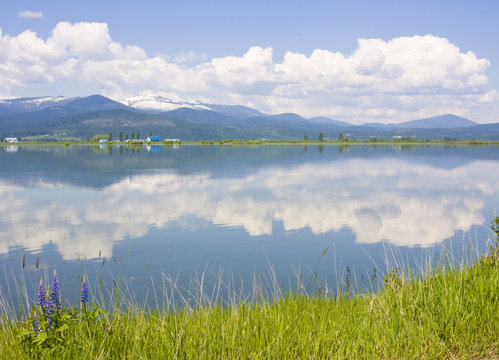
<box><xmin>147</xmin><ymin>136</ymin><xmax>163</xmax><ymax>142</ymax></box>
<box><xmin>3</xmin><ymin>137</ymin><xmax>18</xmax><ymax>143</ymax></box>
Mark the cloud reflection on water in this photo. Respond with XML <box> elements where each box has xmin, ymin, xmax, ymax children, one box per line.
<box><xmin>0</xmin><ymin>157</ymin><xmax>497</xmax><ymax>260</ymax></box>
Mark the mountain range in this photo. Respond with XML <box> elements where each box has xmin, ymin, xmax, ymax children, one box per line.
<box><xmin>1</xmin><ymin>94</ymin><xmax>498</xmax><ymax>141</ymax></box>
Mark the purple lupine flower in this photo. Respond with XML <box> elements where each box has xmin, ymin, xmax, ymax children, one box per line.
<box><xmin>37</xmin><ymin>280</ymin><xmax>45</xmax><ymax>307</ymax></box>
<box><xmin>51</xmin><ymin>271</ymin><xmax>61</xmax><ymax>310</ymax></box>
<box><xmin>33</xmin><ymin>313</ymin><xmax>40</xmax><ymax>335</ymax></box>
<box><xmin>44</xmin><ymin>293</ymin><xmax>53</xmax><ymax>330</ymax></box>
<box><xmin>81</xmin><ymin>279</ymin><xmax>88</xmax><ymax>304</ymax></box>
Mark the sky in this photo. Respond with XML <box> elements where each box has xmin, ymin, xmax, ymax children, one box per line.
<box><xmin>1</xmin><ymin>0</ymin><xmax>498</xmax><ymax>124</ymax></box>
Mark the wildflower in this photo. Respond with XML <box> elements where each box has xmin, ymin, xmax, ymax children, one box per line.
<box><xmin>33</xmin><ymin>314</ymin><xmax>40</xmax><ymax>335</ymax></box>
<box><xmin>37</xmin><ymin>280</ymin><xmax>45</xmax><ymax>307</ymax></box>
<box><xmin>51</xmin><ymin>270</ymin><xmax>61</xmax><ymax>310</ymax></box>
<box><xmin>44</xmin><ymin>293</ymin><xmax>53</xmax><ymax>330</ymax></box>
<box><xmin>81</xmin><ymin>279</ymin><xmax>88</xmax><ymax>304</ymax></box>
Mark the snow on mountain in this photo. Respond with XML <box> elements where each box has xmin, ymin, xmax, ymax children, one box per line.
<box><xmin>120</xmin><ymin>95</ymin><xmax>211</xmax><ymax>113</ymax></box>
<box><xmin>26</xmin><ymin>96</ymin><xmax>67</xmax><ymax>106</ymax></box>
<box><xmin>120</xmin><ymin>95</ymin><xmax>270</xmax><ymax>118</ymax></box>
<box><xmin>0</xmin><ymin>96</ymin><xmax>73</xmax><ymax>112</ymax></box>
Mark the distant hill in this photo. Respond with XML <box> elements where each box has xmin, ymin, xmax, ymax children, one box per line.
<box><xmin>363</xmin><ymin>114</ymin><xmax>477</xmax><ymax>129</ymax></box>
<box><xmin>59</xmin><ymin>95</ymin><xmax>130</xmax><ymax>113</ymax></box>
<box><xmin>0</xmin><ymin>106</ymin><xmax>13</xmax><ymax>115</ymax></box>
<box><xmin>308</xmin><ymin>116</ymin><xmax>354</xmax><ymax>127</ymax></box>
<box><xmin>204</xmin><ymin>104</ymin><xmax>266</xmax><ymax>118</ymax></box>
<box><xmin>0</xmin><ymin>95</ymin><xmax>497</xmax><ymax>141</ymax></box>
<box><xmin>160</xmin><ymin>108</ymin><xmax>245</xmax><ymax>126</ymax></box>
<box><xmin>396</xmin><ymin>114</ymin><xmax>477</xmax><ymax>128</ymax></box>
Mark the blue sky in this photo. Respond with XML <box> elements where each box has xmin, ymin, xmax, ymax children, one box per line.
<box><xmin>1</xmin><ymin>0</ymin><xmax>498</xmax><ymax>123</ymax></box>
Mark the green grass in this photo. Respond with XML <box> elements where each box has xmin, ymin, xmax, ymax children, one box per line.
<box><xmin>1</xmin><ymin>223</ymin><xmax>498</xmax><ymax>359</ymax></box>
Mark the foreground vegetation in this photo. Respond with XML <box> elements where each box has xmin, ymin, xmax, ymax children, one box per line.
<box><xmin>1</xmin><ymin>219</ymin><xmax>498</xmax><ymax>359</ymax></box>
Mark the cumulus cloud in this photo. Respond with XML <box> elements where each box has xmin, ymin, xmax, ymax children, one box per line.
<box><xmin>17</xmin><ymin>10</ymin><xmax>44</xmax><ymax>19</ymax></box>
<box><xmin>0</xmin><ymin>156</ymin><xmax>497</xmax><ymax>259</ymax></box>
<box><xmin>173</xmin><ymin>50</ymin><xmax>207</xmax><ymax>64</ymax></box>
<box><xmin>356</xmin><ymin>50</ymin><xmax>386</xmax><ymax>75</ymax></box>
<box><xmin>0</xmin><ymin>21</ymin><xmax>497</xmax><ymax>123</ymax></box>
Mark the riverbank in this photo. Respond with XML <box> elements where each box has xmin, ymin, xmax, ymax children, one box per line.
<box><xmin>1</xmin><ymin>222</ymin><xmax>497</xmax><ymax>359</ymax></box>
<box><xmin>2</xmin><ymin>139</ymin><xmax>499</xmax><ymax>147</ymax></box>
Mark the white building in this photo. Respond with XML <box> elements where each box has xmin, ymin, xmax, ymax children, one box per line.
<box><xmin>4</xmin><ymin>137</ymin><xmax>18</xmax><ymax>143</ymax></box>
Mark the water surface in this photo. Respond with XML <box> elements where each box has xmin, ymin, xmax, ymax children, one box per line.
<box><xmin>1</xmin><ymin>144</ymin><xmax>497</xmax><ymax>306</ymax></box>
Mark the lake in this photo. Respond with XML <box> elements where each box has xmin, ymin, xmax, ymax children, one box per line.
<box><xmin>1</xmin><ymin>144</ymin><xmax>498</xmax><ymax>308</ymax></box>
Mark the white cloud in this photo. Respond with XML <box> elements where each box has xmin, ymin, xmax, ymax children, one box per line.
<box><xmin>0</xmin><ymin>156</ymin><xmax>497</xmax><ymax>259</ymax></box>
<box><xmin>0</xmin><ymin>22</ymin><xmax>497</xmax><ymax>123</ymax></box>
<box><xmin>173</xmin><ymin>50</ymin><xmax>207</xmax><ymax>64</ymax></box>
<box><xmin>356</xmin><ymin>50</ymin><xmax>386</xmax><ymax>76</ymax></box>
<box><xmin>17</xmin><ymin>10</ymin><xmax>44</xmax><ymax>19</ymax></box>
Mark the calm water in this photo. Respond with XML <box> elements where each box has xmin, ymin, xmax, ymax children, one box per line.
<box><xmin>1</xmin><ymin>144</ymin><xmax>498</xmax><ymax>307</ymax></box>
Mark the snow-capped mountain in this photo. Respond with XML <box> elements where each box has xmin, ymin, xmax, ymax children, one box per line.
<box><xmin>119</xmin><ymin>95</ymin><xmax>268</xmax><ymax>118</ymax></box>
<box><xmin>119</xmin><ymin>95</ymin><xmax>211</xmax><ymax>113</ymax></box>
<box><xmin>1</xmin><ymin>94</ymin><xmax>492</xmax><ymax>142</ymax></box>
<box><xmin>0</xmin><ymin>96</ymin><xmax>73</xmax><ymax>112</ymax></box>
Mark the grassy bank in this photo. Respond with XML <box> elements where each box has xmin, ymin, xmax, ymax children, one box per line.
<box><xmin>1</xmin><ymin>223</ymin><xmax>498</xmax><ymax>359</ymax></box>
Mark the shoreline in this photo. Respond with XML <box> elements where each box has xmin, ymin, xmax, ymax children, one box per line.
<box><xmin>2</xmin><ymin>139</ymin><xmax>499</xmax><ymax>147</ymax></box>
<box><xmin>1</xmin><ymin>221</ymin><xmax>497</xmax><ymax>359</ymax></box>
<box><xmin>1</xmin><ymin>247</ymin><xmax>497</xmax><ymax>359</ymax></box>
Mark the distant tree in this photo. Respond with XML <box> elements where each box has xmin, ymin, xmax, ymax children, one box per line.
<box><xmin>91</xmin><ymin>134</ymin><xmax>110</xmax><ymax>142</ymax></box>
<box><xmin>339</xmin><ymin>132</ymin><xmax>344</xmax><ymax>141</ymax></box>
<box><xmin>132</xmin><ymin>132</ymin><xmax>135</xmax><ymax>140</ymax></box>
<box><xmin>126</xmin><ymin>134</ymin><xmax>129</xmax><ymax>140</ymax></box>
<box><xmin>149</xmin><ymin>131</ymin><xmax>152</xmax><ymax>137</ymax></box>
<box><xmin>304</xmin><ymin>134</ymin><xmax>308</xmax><ymax>141</ymax></box>
<box><xmin>137</xmin><ymin>132</ymin><xmax>140</xmax><ymax>140</ymax></box>
<box><xmin>119</xmin><ymin>131</ymin><xmax>123</xmax><ymax>142</ymax></box>
<box><xmin>108</xmin><ymin>132</ymin><xmax>112</xmax><ymax>141</ymax></box>
<box><xmin>318</xmin><ymin>132</ymin><xmax>324</xmax><ymax>142</ymax></box>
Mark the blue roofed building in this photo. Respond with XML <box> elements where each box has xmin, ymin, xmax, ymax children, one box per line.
<box><xmin>147</xmin><ymin>136</ymin><xmax>163</xmax><ymax>142</ymax></box>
